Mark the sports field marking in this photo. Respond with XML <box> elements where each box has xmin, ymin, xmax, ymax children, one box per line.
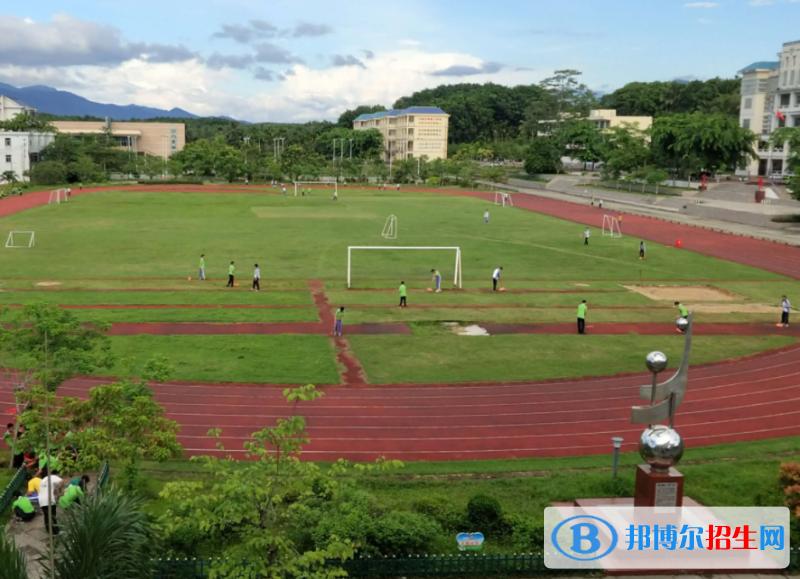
<box><xmin>251</xmin><ymin>208</ymin><xmax>379</xmax><ymax>219</ymax></box>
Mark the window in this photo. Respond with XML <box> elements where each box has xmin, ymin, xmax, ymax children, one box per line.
<box><xmin>794</xmin><ymin>116</ymin><xmax>800</xmax><ymax>127</ymax></box>
<box><xmin>784</xmin><ymin>72</ymin><xmax>788</xmax><ymax>86</ymax></box>
<box><xmin>792</xmin><ymin>70</ymin><xmax>796</xmax><ymax>86</ymax></box>
<box><xmin>759</xmin><ymin>140</ymin><xmax>770</xmax><ymax>151</ymax></box>
<box><xmin>795</xmin><ymin>55</ymin><xmax>798</xmax><ymax>67</ymax></box>
<box><xmin>408</xmin><ymin>128</ymin><xmax>414</xmax><ymax>136</ymax></box>
<box><xmin>744</xmin><ymin>98</ymin><xmax>753</xmax><ymax>109</ymax></box>
<box><xmin>742</xmin><ymin>119</ymin><xmax>751</xmax><ymax>129</ymax></box>
<box><xmin>781</xmin><ymin>93</ymin><xmax>791</xmax><ymax>106</ymax></box>
<box><xmin>5</xmin><ymin>155</ymin><xmax>10</xmax><ymax>163</ymax></box>
<box><xmin>4</xmin><ymin>138</ymin><xmax>10</xmax><ymax>146</ymax></box>
<box><xmin>408</xmin><ymin>116</ymin><xmax>414</xmax><ymax>123</ymax></box>
<box><xmin>778</xmin><ymin>117</ymin><xmax>786</xmax><ymax>128</ymax></box>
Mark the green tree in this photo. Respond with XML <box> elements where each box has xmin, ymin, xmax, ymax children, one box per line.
<box><xmin>1</xmin><ymin>170</ymin><xmax>18</xmax><ymax>184</ymax></box>
<box><xmin>646</xmin><ymin>168</ymin><xmax>669</xmax><ymax>194</ymax></box>
<box><xmin>29</xmin><ymin>161</ymin><xmax>67</xmax><ymax>186</ymax></box>
<box><xmin>600</xmin><ymin>124</ymin><xmax>651</xmax><ymax>179</ymax></box>
<box><xmin>215</xmin><ymin>146</ymin><xmax>245</xmax><ymax>182</ymax></box>
<box><xmin>771</xmin><ymin>127</ymin><xmax>800</xmax><ymax>199</ymax></box>
<box><xmin>67</xmin><ymin>155</ymin><xmax>99</xmax><ymax>183</ymax></box>
<box><xmin>524</xmin><ymin>138</ymin><xmax>563</xmax><ymax>175</ymax></box>
<box><xmin>481</xmin><ymin>165</ymin><xmax>505</xmax><ymax>188</ymax></box>
<box><xmin>558</xmin><ymin>120</ymin><xmax>603</xmax><ymax>169</ymax></box>
<box><xmin>0</xmin><ymin>114</ymin><xmax>55</xmax><ymax>133</ymax></box>
<box><xmin>166</xmin><ymin>158</ymin><xmax>184</xmax><ymax>179</ymax></box>
<box><xmin>280</xmin><ymin>144</ymin><xmax>308</xmax><ymax>182</ymax></box>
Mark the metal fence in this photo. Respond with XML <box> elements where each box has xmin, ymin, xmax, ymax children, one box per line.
<box><xmin>95</xmin><ymin>460</ymin><xmax>110</xmax><ymax>496</ymax></box>
<box><xmin>0</xmin><ymin>466</ymin><xmax>27</xmax><ymax>518</ymax></box>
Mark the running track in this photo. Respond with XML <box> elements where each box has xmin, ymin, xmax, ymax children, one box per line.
<box><xmin>1</xmin><ymin>184</ymin><xmax>799</xmax><ymax>461</ymax></box>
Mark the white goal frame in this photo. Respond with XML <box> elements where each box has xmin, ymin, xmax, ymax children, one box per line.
<box><xmin>48</xmin><ymin>189</ymin><xmax>67</xmax><ymax>204</ymax></box>
<box><xmin>347</xmin><ymin>246</ymin><xmax>462</xmax><ymax>289</ymax></box>
<box><xmin>294</xmin><ymin>181</ymin><xmax>337</xmax><ymax>197</ymax></box>
<box><xmin>382</xmin><ymin>215</ymin><xmax>398</xmax><ymax>240</ymax></box>
<box><xmin>494</xmin><ymin>192</ymin><xmax>513</xmax><ymax>207</ymax></box>
<box><xmin>6</xmin><ymin>231</ymin><xmax>35</xmax><ymax>248</ymax></box>
<box><xmin>602</xmin><ymin>215</ymin><xmax>622</xmax><ymax>237</ymax></box>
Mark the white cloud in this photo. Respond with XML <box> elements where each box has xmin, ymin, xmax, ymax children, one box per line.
<box><xmin>697</xmin><ymin>18</ymin><xmax>712</xmax><ymax>23</ymax></box>
<box><xmin>748</xmin><ymin>0</ymin><xmax>773</xmax><ymax>5</ymax></box>
<box><xmin>683</xmin><ymin>2</ymin><xmax>718</xmax><ymax>6</ymax></box>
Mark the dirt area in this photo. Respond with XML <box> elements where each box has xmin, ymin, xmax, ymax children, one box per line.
<box><xmin>572</xmin><ymin>283</ymin><xmax>590</xmax><ymax>287</ymax></box>
<box><xmin>443</xmin><ymin>322</ymin><xmax>490</xmax><ymax>336</ymax></box>
<box><xmin>252</xmin><ymin>208</ymin><xmax>376</xmax><ymax>219</ymax></box>
<box><xmin>687</xmin><ymin>303</ymin><xmax>778</xmax><ymax>314</ymax></box>
<box><xmin>624</xmin><ymin>285</ymin><xmax>745</xmax><ymax>302</ymax></box>
<box><xmin>36</xmin><ymin>281</ymin><xmax>62</xmax><ymax>286</ymax></box>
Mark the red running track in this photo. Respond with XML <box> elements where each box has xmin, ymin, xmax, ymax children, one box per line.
<box><xmin>2</xmin><ymin>344</ymin><xmax>799</xmax><ymax>461</ymax></box>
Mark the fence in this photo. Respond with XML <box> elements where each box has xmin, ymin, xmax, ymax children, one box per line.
<box><xmin>595</xmin><ymin>180</ymin><xmax>683</xmax><ymax>196</ymax></box>
<box><xmin>95</xmin><ymin>460</ymin><xmax>110</xmax><ymax>496</ymax></box>
<box><xmin>0</xmin><ymin>466</ymin><xmax>27</xmax><ymax>518</ymax></box>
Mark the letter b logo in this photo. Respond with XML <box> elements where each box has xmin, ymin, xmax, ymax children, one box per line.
<box><xmin>570</xmin><ymin>523</ymin><xmax>601</xmax><ymax>554</ymax></box>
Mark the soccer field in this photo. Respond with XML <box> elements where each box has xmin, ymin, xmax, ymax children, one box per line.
<box><xmin>0</xmin><ymin>187</ymin><xmax>796</xmax><ymax>385</ymax></box>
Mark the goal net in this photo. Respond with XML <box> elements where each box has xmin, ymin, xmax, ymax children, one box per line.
<box><xmin>347</xmin><ymin>246</ymin><xmax>462</xmax><ymax>289</ymax></box>
<box><xmin>382</xmin><ymin>215</ymin><xmax>398</xmax><ymax>239</ymax></box>
<box><xmin>602</xmin><ymin>215</ymin><xmax>622</xmax><ymax>237</ymax></box>
<box><xmin>48</xmin><ymin>189</ymin><xmax>67</xmax><ymax>204</ymax></box>
<box><xmin>494</xmin><ymin>192</ymin><xmax>513</xmax><ymax>207</ymax></box>
<box><xmin>294</xmin><ymin>181</ymin><xmax>337</xmax><ymax>197</ymax></box>
<box><xmin>6</xmin><ymin>231</ymin><xmax>35</xmax><ymax>248</ymax></box>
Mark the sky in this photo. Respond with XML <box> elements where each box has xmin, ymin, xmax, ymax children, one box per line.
<box><xmin>0</xmin><ymin>0</ymin><xmax>798</xmax><ymax>123</ymax></box>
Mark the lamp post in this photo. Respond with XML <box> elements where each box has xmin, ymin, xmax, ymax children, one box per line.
<box><xmin>349</xmin><ymin>138</ymin><xmax>353</xmax><ymax>160</ymax></box>
<box><xmin>160</xmin><ymin>135</ymin><xmax>168</xmax><ymax>178</ymax></box>
<box><xmin>611</xmin><ymin>437</ymin><xmax>624</xmax><ymax>478</ymax></box>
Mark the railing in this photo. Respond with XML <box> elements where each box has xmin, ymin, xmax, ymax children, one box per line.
<box><xmin>0</xmin><ymin>466</ymin><xmax>27</xmax><ymax>518</ymax></box>
<box><xmin>95</xmin><ymin>460</ymin><xmax>110</xmax><ymax>496</ymax></box>
<box><xmin>154</xmin><ymin>551</ymin><xmax>799</xmax><ymax>578</ymax></box>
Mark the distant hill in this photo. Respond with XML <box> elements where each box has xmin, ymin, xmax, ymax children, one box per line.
<box><xmin>0</xmin><ymin>82</ymin><xmax>199</xmax><ymax>120</ymax></box>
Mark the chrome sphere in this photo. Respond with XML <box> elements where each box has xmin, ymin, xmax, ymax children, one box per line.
<box><xmin>676</xmin><ymin>317</ymin><xmax>689</xmax><ymax>332</ymax></box>
<box><xmin>638</xmin><ymin>425</ymin><xmax>684</xmax><ymax>473</ymax></box>
<box><xmin>645</xmin><ymin>351</ymin><xmax>668</xmax><ymax>374</ymax></box>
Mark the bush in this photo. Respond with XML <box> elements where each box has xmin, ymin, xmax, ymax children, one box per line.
<box><xmin>507</xmin><ymin>515</ymin><xmax>545</xmax><ymax>554</ymax></box>
<box><xmin>30</xmin><ymin>161</ymin><xmax>67</xmax><ymax>185</ymax></box>
<box><xmin>313</xmin><ymin>504</ymin><xmax>375</xmax><ymax>553</ymax></box>
<box><xmin>370</xmin><ymin>511</ymin><xmax>442</xmax><ymax>557</ymax></box>
<box><xmin>466</xmin><ymin>494</ymin><xmax>504</xmax><ymax>533</ymax></box>
<box><xmin>780</xmin><ymin>462</ymin><xmax>800</xmax><ymax>516</ymax></box>
<box><xmin>523</xmin><ymin>138</ymin><xmax>562</xmax><ymax>176</ymax></box>
<box><xmin>411</xmin><ymin>496</ymin><xmax>467</xmax><ymax>531</ymax></box>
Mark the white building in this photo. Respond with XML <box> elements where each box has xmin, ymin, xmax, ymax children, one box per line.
<box><xmin>0</xmin><ymin>95</ymin><xmax>35</xmax><ymax>122</ymax></box>
<box><xmin>738</xmin><ymin>40</ymin><xmax>800</xmax><ymax>177</ymax></box>
<box><xmin>0</xmin><ymin>132</ymin><xmax>56</xmax><ymax>182</ymax></box>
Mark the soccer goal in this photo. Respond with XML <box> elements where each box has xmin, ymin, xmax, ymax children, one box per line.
<box><xmin>494</xmin><ymin>192</ymin><xmax>513</xmax><ymax>207</ymax></box>
<box><xmin>294</xmin><ymin>181</ymin><xmax>337</xmax><ymax>197</ymax></box>
<box><xmin>347</xmin><ymin>246</ymin><xmax>462</xmax><ymax>289</ymax></box>
<box><xmin>382</xmin><ymin>215</ymin><xmax>398</xmax><ymax>239</ymax></box>
<box><xmin>602</xmin><ymin>215</ymin><xmax>622</xmax><ymax>237</ymax></box>
<box><xmin>48</xmin><ymin>189</ymin><xmax>67</xmax><ymax>204</ymax></box>
<box><xmin>6</xmin><ymin>231</ymin><xmax>35</xmax><ymax>248</ymax></box>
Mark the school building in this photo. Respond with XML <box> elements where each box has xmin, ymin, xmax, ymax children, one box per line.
<box><xmin>353</xmin><ymin>106</ymin><xmax>450</xmax><ymax>162</ymax></box>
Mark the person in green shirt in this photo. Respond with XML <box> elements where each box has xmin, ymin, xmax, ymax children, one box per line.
<box><xmin>675</xmin><ymin>301</ymin><xmax>688</xmax><ymax>333</ymax></box>
<box><xmin>399</xmin><ymin>282</ymin><xmax>407</xmax><ymax>308</ymax></box>
<box><xmin>59</xmin><ymin>483</ymin><xmax>84</xmax><ymax>509</ymax></box>
<box><xmin>227</xmin><ymin>261</ymin><xmax>235</xmax><ymax>288</ymax></box>
<box><xmin>334</xmin><ymin>307</ymin><xmax>345</xmax><ymax>336</ymax></box>
<box><xmin>431</xmin><ymin>269</ymin><xmax>442</xmax><ymax>293</ymax></box>
<box><xmin>12</xmin><ymin>492</ymin><xmax>35</xmax><ymax>522</ymax></box>
<box><xmin>577</xmin><ymin>300</ymin><xmax>588</xmax><ymax>335</ymax></box>
<box><xmin>70</xmin><ymin>475</ymin><xmax>89</xmax><ymax>488</ymax></box>
<box><xmin>199</xmin><ymin>254</ymin><xmax>206</xmax><ymax>280</ymax></box>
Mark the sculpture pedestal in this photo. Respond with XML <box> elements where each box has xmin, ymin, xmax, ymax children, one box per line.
<box><xmin>634</xmin><ymin>464</ymin><xmax>684</xmax><ymax>507</ymax></box>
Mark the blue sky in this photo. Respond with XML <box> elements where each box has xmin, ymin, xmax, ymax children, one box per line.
<box><xmin>0</xmin><ymin>0</ymin><xmax>798</xmax><ymax>121</ymax></box>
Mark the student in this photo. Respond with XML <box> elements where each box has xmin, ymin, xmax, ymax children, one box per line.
<box><xmin>599</xmin><ymin>199</ymin><xmax>603</xmax><ymax>210</ymax></box>
<box><xmin>639</xmin><ymin>241</ymin><xmax>646</xmax><ymax>260</ymax></box>
<box><xmin>334</xmin><ymin>307</ymin><xmax>345</xmax><ymax>336</ymax></box>
<box><xmin>396</xmin><ymin>183</ymin><xmax>400</xmax><ymax>191</ymax></box>
<box><xmin>199</xmin><ymin>254</ymin><xmax>206</xmax><ymax>280</ymax></box>
<box><xmin>617</xmin><ymin>215</ymin><xmax>623</xmax><ymax>232</ymax></box>
<box><xmin>282</xmin><ymin>184</ymin><xmax>286</xmax><ymax>196</ymax></box>
<box><xmin>484</xmin><ymin>210</ymin><xmax>490</xmax><ymax>224</ymax></box>
<box><xmin>12</xmin><ymin>492</ymin><xmax>35</xmax><ymax>522</ymax></box>
<box><xmin>301</xmin><ymin>188</ymin><xmax>305</xmax><ymax>196</ymax></box>
<box><xmin>78</xmin><ymin>182</ymin><xmax>83</xmax><ymax>191</ymax></box>
<box><xmin>333</xmin><ymin>189</ymin><xmax>338</xmax><ymax>201</ymax></box>
<box><xmin>675</xmin><ymin>301</ymin><xmax>688</xmax><ymax>333</ymax></box>
<box><xmin>383</xmin><ymin>183</ymin><xmax>387</xmax><ymax>191</ymax></box>
<box><xmin>431</xmin><ymin>269</ymin><xmax>442</xmax><ymax>293</ymax></box>
<box><xmin>252</xmin><ymin>264</ymin><xmax>260</xmax><ymax>292</ymax></box>
<box><xmin>398</xmin><ymin>282</ymin><xmax>407</xmax><ymax>308</ymax></box>
<box><xmin>244</xmin><ymin>177</ymin><xmax>249</xmax><ymax>186</ymax></box>
<box><xmin>66</xmin><ymin>187</ymin><xmax>71</xmax><ymax>197</ymax></box>
<box><xmin>227</xmin><ymin>262</ymin><xmax>235</xmax><ymax>288</ymax></box>
<box><xmin>781</xmin><ymin>295</ymin><xmax>791</xmax><ymax>328</ymax></box>
<box><xmin>59</xmin><ymin>480</ymin><xmax>85</xmax><ymax>510</ymax></box>
<box><xmin>27</xmin><ymin>475</ymin><xmax>42</xmax><ymax>497</ymax></box>
<box><xmin>577</xmin><ymin>300</ymin><xmax>588</xmax><ymax>335</ymax></box>
<box><xmin>584</xmin><ymin>228</ymin><xmax>590</xmax><ymax>246</ymax></box>
<box><xmin>492</xmin><ymin>267</ymin><xmax>503</xmax><ymax>292</ymax></box>
<box><xmin>38</xmin><ymin>469</ymin><xmax>62</xmax><ymax>535</ymax></box>
<box><xmin>69</xmin><ymin>474</ymin><xmax>90</xmax><ymax>488</ymax></box>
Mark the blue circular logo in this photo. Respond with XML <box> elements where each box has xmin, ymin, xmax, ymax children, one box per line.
<box><xmin>551</xmin><ymin>515</ymin><xmax>618</xmax><ymax>561</ymax></box>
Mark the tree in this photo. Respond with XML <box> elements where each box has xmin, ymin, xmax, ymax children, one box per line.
<box><xmin>558</xmin><ymin>120</ymin><xmax>603</xmax><ymax>169</ymax></box>
<box><xmin>280</xmin><ymin>144</ymin><xmax>308</xmax><ymax>182</ymax></box>
<box><xmin>158</xmin><ymin>385</ymin><xmax>401</xmax><ymax>579</ymax></box>
<box><xmin>645</xmin><ymin>168</ymin><xmax>669</xmax><ymax>194</ymax></box>
<box><xmin>67</xmin><ymin>155</ymin><xmax>99</xmax><ymax>183</ymax></box>
<box><xmin>600</xmin><ymin>78</ymin><xmax>742</xmax><ymax>118</ymax></box>
<box><xmin>651</xmin><ymin>113</ymin><xmax>757</xmax><ymax>176</ymax></box>
<box><xmin>215</xmin><ymin>146</ymin><xmax>245</xmax><ymax>182</ymax></box>
<box><xmin>29</xmin><ymin>161</ymin><xmax>67</xmax><ymax>186</ymax></box>
<box><xmin>337</xmin><ymin>105</ymin><xmax>387</xmax><ymax>129</ymax></box>
<box><xmin>524</xmin><ymin>138</ymin><xmax>563</xmax><ymax>175</ymax></box>
<box><xmin>166</xmin><ymin>158</ymin><xmax>184</xmax><ymax>179</ymax></box>
<box><xmin>481</xmin><ymin>165</ymin><xmax>505</xmax><ymax>188</ymax></box>
<box><xmin>600</xmin><ymin>124</ymin><xmax>651</xmax><ymax>179</ymax></box>
<box><xmin>0</xmin><ymin>114</ymin><xmax>55</xmax><ymax>133</ymax></box>
<box><xmin>771</xmin><ymin>128</ymin><xmax>800</xmax><ymax>200</ymax></box>
<box><xmin>1</xmin><ymin>170</ymin><xmax>18</xmax><ymax>184</ymax></box>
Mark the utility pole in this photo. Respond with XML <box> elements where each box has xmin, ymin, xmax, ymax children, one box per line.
<box><xmin>349</xmin><ymin>138</ymin><xmax>353</xmax><ymax>160</ymax></box>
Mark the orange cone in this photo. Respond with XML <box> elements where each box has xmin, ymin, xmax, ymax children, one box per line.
<box><xmin>427</xmin><ymin>288</ymin><xmax>433</xmax><ymax>292</ymax></box>
<box><xmin>499</xmin><ymin>287</ymin><xmax>506</xmax><ymax>292</ymax></box>
<box><xmin>188</xmin><ymin>277</ymin><xmax>191</xmax><ymax>280</ymax></box>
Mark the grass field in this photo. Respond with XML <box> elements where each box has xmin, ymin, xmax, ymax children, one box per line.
<box><xmin>0</xmin><ymin>187</ymin><xmax>794</xmax><ymax>385</ymax></box>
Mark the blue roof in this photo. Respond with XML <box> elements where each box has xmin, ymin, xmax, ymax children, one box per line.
<box><xmin>738</xmin><ymin>61</ymin><xmax>780</xmax><ymax>73</ymax></box>
<box><xmin>354</xmin><ymin>106</ymin><xmax>447</xmax><ymax>121</ymax></box>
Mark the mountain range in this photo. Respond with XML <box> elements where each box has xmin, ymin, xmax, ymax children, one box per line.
<box><xmin>0</xmin><ymin>82</ymin><xmax>200</xmax><ymax>120</ymax></box>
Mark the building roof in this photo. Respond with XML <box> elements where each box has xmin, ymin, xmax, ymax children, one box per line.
<box><xmin>738</xmin><ymin>61</ymin><xmax>780</xmax><ymax>73</ymax></box>
<box><xmin>354</xmin><ymin>106</ymin><xmax>448</xmax><ymax>121</ymax></box>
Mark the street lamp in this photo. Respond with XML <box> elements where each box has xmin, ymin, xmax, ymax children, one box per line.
<box><xmin>160</xmin><ymin>135</ymin><xmax>168</xmax><ymax>178</ymax></box>
<box><xmin>611</xmin><ymin>437</ymin><xmax>624</xmax><ymax>478</ymax></box>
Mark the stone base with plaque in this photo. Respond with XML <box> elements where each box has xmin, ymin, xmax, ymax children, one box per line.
<box><xmin>633</xmin><ymin>464</ymin><xmax>684</xmax><ymax>507</ymax></box>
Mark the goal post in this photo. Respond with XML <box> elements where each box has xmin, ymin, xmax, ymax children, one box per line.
<box><xmin>5</xmin><ymin>231</ymin><xmax>35</xmax><ymax>248</ymax></box>
<box><xmin>347</xmin><ymin>246</ymin><xmax>462</xmax><ymax>289</ymax></box>
<box><xmin>602</xmin><ymin>215</ymin><xmax>622</xmax><ymax>237</ymax></box>
<box><xmin>494</xmin><ymin>192</ymin><xmax>513</xmax><ymax>207</ymax></box>
<box><xmin>294</xmin><ymin>181</ymin><xmax>337</xmax><ymax>197</ymax></box>
<box><xmin>48</xmin><ymin>189</ymin><xmax>67</xmax><ymax>204</ymax></box>
<box><xmin>382</xmin><ymin>215</ymin><xmax>398</xmax><ymax>239</ymax></box>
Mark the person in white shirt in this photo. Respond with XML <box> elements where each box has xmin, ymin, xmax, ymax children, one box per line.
<box><xmin>584</xmin><ymin>228</ymin><xmax>590</xmax><ymax>246</ymax></box>
<box><xmin>396</xmin><ymin>183</ymin><xmax>400</xmax><ymax>191</ymax></box>
<box><xmin>781</xmin><ymin>295</ymin><xmax>791</xmax><ymax>327</ymax></box>
<box><xmin>252</xmin><ymin>264</ymin><xmax>260</xmax><ymax>292</ymax></box>
<box><xmin>492</xmin><ymin>267</ymin><xmax>503</xmax><ymax>292</ymax></box>
<box><xmin>333</xmin><ymin>190</ymin><xmax>338</xmax><ymax>201</ymax></box>
<box><xmin>598</xmin><ymin>199</ymin><xmax>603</xmax><ymax>210</ymax></box>
<box><xmin>38</xmin><ymin>470</ymin><xmax>63</xmax><ymax>536</ymax></box>
<box><xmin>282</xmin><ymin>184</ymin><xmax>286</xmax><ymax>196</ymax></box>
<box><xmin>484</xmin><ymin>210</ymin><xmax>490</xmax><ymax>225</ymax></box>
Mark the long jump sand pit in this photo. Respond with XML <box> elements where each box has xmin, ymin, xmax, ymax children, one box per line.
<box><xmin>625</xmin><ymin>285</ymin><xmax>745</xmax><ymax>302</ymax></box>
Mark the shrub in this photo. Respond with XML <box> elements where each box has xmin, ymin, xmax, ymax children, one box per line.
<box><xmin>524</xmin><ymin>138</ymin><xmax>562</xmax><ymax>176</ymax></box>
<box><xmin>466</xmin><ymin>494</ymin><xmax>504</xmax><ymax>533</ymax></box>
<box><xmin>411</xmin><ymin>496</ymin><xmax>467</xmax><ymax>531</ymax></box>
<box><xmin>507</xmin><ymin>514</ymin><xmax>545</xmax><ymax>554</ymax></box>
<box><xmin>779</xmin><ymin>462</ymin><xmax>800</xmax><ymax>516</ymax></box>
<box><xmin>313</xmin><ymin>504</ymin><xmax>375</xmax><ymax>553</ymax></box>
<box><xmin>370</xmin><ymin>511</ymin><xmax>442</xmax><ymax>557</ymax></box>
<box><xmin>30</xmin><ymin>161</ymin><xmax>67</xmax><ymax>185</ymax></box>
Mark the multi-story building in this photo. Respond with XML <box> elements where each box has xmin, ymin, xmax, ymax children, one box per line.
<box><xmin>587</xmin><ymin>109</ymin><xmax>652</xmax><ymax>132</ymax></box>
<box><xmin>0</xmin><ymin>131</ymin><xmax>57</xmax><ymax>182</ymax></box>
<box><xmin>353</xmin><ymin>106</ymin><xmax>449</xmax><ymax>162</ymax></box>
<box><xmin>738</xmin><ymin>40</ymin><xmax>800</xmax><ymax>177</ymax></box>
<box><xmin>52</xmin><ymin>119</ymin><xmax>186</xmax><ymax>158</ymax></box>
<box><xmin>0</xmin><ymin>96</ymin><xmax>35</xmax><ymax>122</ymax></box>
